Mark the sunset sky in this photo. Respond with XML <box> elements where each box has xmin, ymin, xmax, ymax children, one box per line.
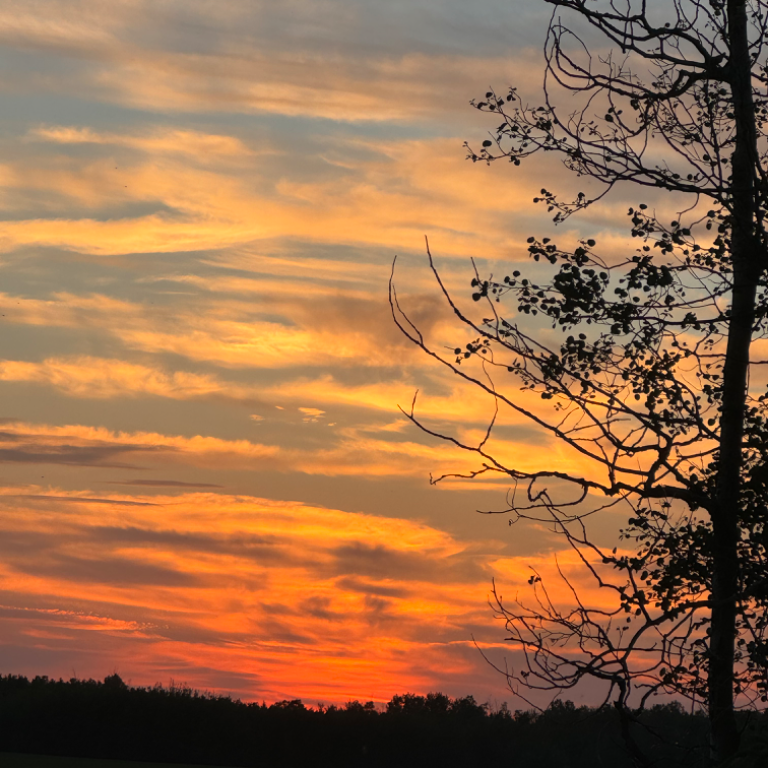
<box><xmin>0</xmin><ymin>0</ymin><xmax>632</xmax><ymax>706</ymax></box>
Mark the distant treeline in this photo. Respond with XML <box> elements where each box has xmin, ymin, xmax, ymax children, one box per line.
<box><xmin>1</xmin><ymin>674</ymin><xmax>767</xmax><ymax>767</ymax></box>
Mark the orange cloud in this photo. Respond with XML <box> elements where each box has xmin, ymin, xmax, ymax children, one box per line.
<box><xmin>28</xmin><ymin>126</ymin><xmax>261</xmax><ymax>161</ymax></box>
<box><xmin>0</xmin><ymin>489</ymin><xmax>510</xmax><ymax>702</ymax></box>
<box><xmin>0</xmin><ymin>349</ymin><xmax>613</xmax><ymax>484</ymax></box>
<box><xmin>0</xmin><ymin>129</ymin><xmax>561</xmax><ymax>259</ymax></box>
<box><xmin>0</xmin><ymin>0</ymin><xmax>533</xmax><ymax>125</ymax></box>
<box><xmin>0</xmin><ymin>357</ymin><xmax>229</xmax><ymax>399</ymax></box>
<box><xmin>0</xmin><ymin>280</ymin><xmax>453</xmax><ymax>370</ymax></box>
<box><xmin>0</xmin><ymin>419</ymin><xmax>478</xmax><ymax>479</ymax></box>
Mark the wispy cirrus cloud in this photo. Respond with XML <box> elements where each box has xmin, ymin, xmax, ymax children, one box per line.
<box><xmin>0</xmin><ymin>488</ymin><xmax>505</xmax><ymax>701</ymax></box>
<box><xmin>0</xmin><ymin>414</ymin><xmax>607</xmax><ymax>490</ymax></box>
<box><xmin>0</xmin><ymin>286</ymin><xmax>446</xmax><ymax>370</ymax></box>
<box><xmin>0</xmin><ymin>130</ymin><xmax>562</xmax><ymax>258</ymax></box>
<box><xmin>0</xmin><ymin>357</ymin><xmax>233</xmax><ymax>400</ymax></box>
<box><xmin>0</xmin><ymin>0</ymin><xmax>539</xmax><ymax>123</ymax></box>
<box><xmin>27</xmin><ymin>126</ymin><xmax>261</xmax><ymax>160</ymax></box>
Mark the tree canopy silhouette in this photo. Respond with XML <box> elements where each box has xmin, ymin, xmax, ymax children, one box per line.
<box><xmin>0</xmin><ymin>673</ymin><xmax>735</xmax><ymax>768</ymax></box>
<box><xmin>390</xmin><ymin>0</ymin><xmax>768</xmax><ymax>763</ymax></box>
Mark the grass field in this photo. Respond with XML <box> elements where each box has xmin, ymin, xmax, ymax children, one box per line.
<box><xmin>0</xmin><ymin>754</ymin><xmax>224</xmax><ymax>768</ymax></box>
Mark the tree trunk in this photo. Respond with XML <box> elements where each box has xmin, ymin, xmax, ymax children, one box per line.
<box><xmin>709</xmin><ymin>0</ymin><xmax>759</xmax><ymax>762</ymax></box>
<box><xmin>710</xmin><ymin>268</ymin><xmax>754</xmax><ymax>763</ymax></box>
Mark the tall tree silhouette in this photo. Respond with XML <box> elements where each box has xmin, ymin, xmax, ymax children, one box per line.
<box><xmin>390</xmin><ymin>0</ymin><xmax>768</xmax><ymax>763</ymax></box>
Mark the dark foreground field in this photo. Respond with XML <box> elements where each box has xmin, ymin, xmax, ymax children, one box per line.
<box><xmin>1</xmin><ymin>754</ymin><xmax>221</xmax><ymax>768</ymax></box>
<box><xmin>2</xmin><ymin>673</ymin><xmax>768</xmax><ymax>767</ymax></box>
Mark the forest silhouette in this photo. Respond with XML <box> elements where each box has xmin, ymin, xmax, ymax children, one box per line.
<box><xmin>3</xmin><ymin>673</ymin><xmax>768</xmax><ymax>767</ymax></box>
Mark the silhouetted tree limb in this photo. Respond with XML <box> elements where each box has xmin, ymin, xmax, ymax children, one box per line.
<box><xmin>391</xmin><ymin>0</ymin><xmax>768</xmax><ymax>763</ymax></box>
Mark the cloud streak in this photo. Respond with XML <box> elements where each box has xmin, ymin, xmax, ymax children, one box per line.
<box><xmin>0</xmin><ymin>489</ymin><xmax>510</xmax><ymax>701</ymax></box>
